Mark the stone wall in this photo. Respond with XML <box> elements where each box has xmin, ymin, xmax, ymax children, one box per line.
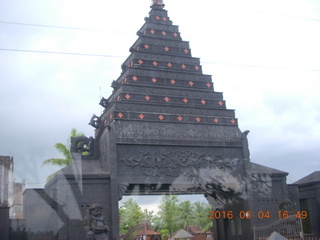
<box><xmin>0</xmin><ymin>156</ymin><xmax>13</xmax><ymax>207</ymax></box>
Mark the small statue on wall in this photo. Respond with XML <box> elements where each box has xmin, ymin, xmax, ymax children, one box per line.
<box><xmin>152</xmin><ymin>0</ymin><xmax>164</xmax><ymax>5</ymax></box>
<box><xmin>151</xmin><ymin>0</ymin><xmax>165</xmax><ymax>9</ymax></box>
<box><xmin>279</xmin><ymin>199</ymin><xmax>294</xmax><ymax>212</ymax></box>
<box><xmin>70</xmin><ymin>136</ymin><xmax>94</xmax><ymax>156</ymax></box>
<box><xmin>84</xmin><ymin>203</ymin><xmax>109</xmax><ymax>240</ymax></box>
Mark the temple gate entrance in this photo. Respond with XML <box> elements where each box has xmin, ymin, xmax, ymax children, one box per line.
<box><xmin>36</xmin><ymin>1</ymin><xmax>292</xmax><ymax>240</ymax></box>
<box><xmin>83</xmin><ymin>2</ymin><xmax>254</xmax><ymax>238</ymax></box>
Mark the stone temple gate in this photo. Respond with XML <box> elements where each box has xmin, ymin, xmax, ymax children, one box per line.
<box><xmin>24</xmin><ymin>1</ymin><xmax>292</xmax><ymax>240</ymax></box>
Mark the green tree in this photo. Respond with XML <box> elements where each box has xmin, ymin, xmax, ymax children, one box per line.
<box><xmin>192</xmin><ymin>202</ymin><xmax>212</xmax><ymax>230</ymax></box>
<box><xmin>157</xmin><ymin>195</ymin><xmax>179</xmax><ymax>237</ymax></box>
<box><xmin>143</xmin><ymin>209</ymin><xmax>158</xmax><ymax>228</ymax></box>
<box><xmin>174</xmin><ymin>201</ymin><xmax>194</xmax><ymax>230</ymax></box>
<box><xmin>119</xmin><ymin>198</ymin><xmax>144</xmax><ymax>235</ymax></box>
<box><xmin>159</xmin><ymin>229</ymin><xmax>170</xmax><ymax>240</ymax></box>
<box><xmin>41</xmin><ymin>128</ymin><xmax>85</xmax><ymax>181</ymax></box>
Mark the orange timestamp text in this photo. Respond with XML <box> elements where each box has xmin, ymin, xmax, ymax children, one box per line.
<box><xmin>208</xmin><ymin>210</ymin><xmax>308</xmax><ymax>220</ymax></box>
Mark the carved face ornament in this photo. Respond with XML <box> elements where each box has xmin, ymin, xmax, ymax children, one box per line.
<box><xmin>176</xmin><ymin>151</ymin><xmax>193</xmax><ymax>167</ymax></box>
<box><xmin>90</xmin><ymin>207</ymin><xmax>102</xmax><ymax>217</ymax></box>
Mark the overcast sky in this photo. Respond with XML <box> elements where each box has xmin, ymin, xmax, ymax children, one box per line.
<box><xmin>1</xmin><ymin>0</ymin><xmax>320</xmax><ymax>200</ymax></box>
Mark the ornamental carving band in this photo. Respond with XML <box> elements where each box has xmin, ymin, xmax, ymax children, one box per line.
<box><xmin>121</xmin><ymin>85</ymin><xmax>222</xmax><ymax>99</ymax></box>
<box><xmin>113</xmin><ymin>122</ymin><xmax>241</xmax><ymax>141</ymax></box>
<box><xmin>121</xmin><ymin>151</ymin><xmax>228</xmax><ymax>169</ymax></box>
<box><xmin>122</xmin><ymin>68</ymin><xmax>211</xmax><ymax>81</ymax></box>
<box><xmin>115</xmin><ymin>103</ymin><xmax>234</xmax><ymax>117</ymax></box>
<box><xmin>119</xmin><ymin>151</ymin><xmax>243</xmax><ymax>177</ymax></box>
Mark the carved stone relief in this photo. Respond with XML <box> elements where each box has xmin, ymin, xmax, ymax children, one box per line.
<box><xmin>118</xmin><ymin>184</ymin><xmax>129</xmax><ymax>201</ymax></box>
<box><xmin>115</xmin><ymin>103</ymin><xmax>234</xmax><ymax>117</ymax></box>
<box><xmin>139</xmin><ymin>23</ymin><xmax>179</xmax><ymax>32</ymax></box>
<box><xmin>100</xmin><ymin>130</ymin><xmax>108</xmax><ymax>166</ymax></box>
<box><xmin>146</xmin><ymin>18</ymin><xmax>173</xmax><ymax>26</ymax></box>
<box><xmin>118</xmin><ymin>146</ymin><xmax>243</xmax><ymax>178</ymax></box>
<box><xmin>117</xmin><ymin>68</ymin><xmax>211</xmax><ymax>82</ymax></box>
<box><xmin>134</xmin><ymin>38</ymin><xmax>190</xmax><ymax>48</ymax></box>
<box><xmin>148</xmin><ymin>11</ymin><xmax>167</xmax><ymax>18</ymax></box>
<box><xmin>121</xmin><ymin>85</ymin><xmax>222</xmax><ymax>99</ymax></box>
<box><xmin>113</xmin><ymin>122</ymin><xmax>242</xmax><ymax>142</ymax></box>
<box><xmin>131</xmin><ymin>52</ymin><xmax>200</xmax><ymax>64</ymax></box>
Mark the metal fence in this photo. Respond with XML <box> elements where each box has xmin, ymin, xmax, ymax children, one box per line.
<box><xmin>304</xmin><ymin>235</ymin><xmax>320</xmax><ymax>240</ymax></box>
<box><xmin>253</xmin><ymin>215</ymin><xmax>303</xmax><ymax>240</ymax></box>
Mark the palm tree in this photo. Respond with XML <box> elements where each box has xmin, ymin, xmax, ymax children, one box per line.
<box><xmin>158</xmin><ymin>195</ymin><xmax>179</xmax><ymax>237</ymax></box>
<box><xmin>119</xmin><ymin>198</ymin><xmax>144</xmax><ymax>235</ymax></box>
<box><xmin>41</xmin><ymin>128</ymin><xmax>85</xmax><ymax>182</ymax></box>
<box><xmin>174</xmin><ymin>201</ymin><xmax>194</xmax><ymax>230</ymax></box>
<box><xmin>159</xmin><ymin>229</ymin><xmax>170</xmax><ymax>240</ymax></box>
<box><xmin>192</xmin><ymin>202</ymin><xmax>212</xmax><ymax>231</ymax></box>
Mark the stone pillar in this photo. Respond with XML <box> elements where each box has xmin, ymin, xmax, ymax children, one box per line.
<box><xmin>0</xmin><ymin>206</ymin><xmax>10</xmax><ymax>240</ymax></box>
<box><xmin>106</xmin><ymin>126</ymin><xmax>120</xmax><ymax>240</ymax></box>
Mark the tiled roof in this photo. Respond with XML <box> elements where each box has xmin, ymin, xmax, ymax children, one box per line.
<box><xmin>249</xmin><ymin>162</ymin><xmax>288</xmax><ymax>175</ymax></box>
<box><xmin>172</xmin><ymin>229</ymin><xmax>193</xmax><ymax>239</ymax></box>
<box><xmin>188</xmin><ymin>226</ymin><xmax>203</xmax><ymax>234</ymax></box>
<box><xmin>136</xmin><ymin>229</ymin><xmax>161</xmax><ymax>236</ymax></box>
<box><xmin>294</xmin><ymin>171</ymin><xmax>320</xmax><ymax>185</ymax></box>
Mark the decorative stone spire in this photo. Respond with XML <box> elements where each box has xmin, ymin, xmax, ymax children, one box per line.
<box><xmin>151</xmin><ymin>0</ymin><xmax>165</xmax><ymax>9</ymax></box>
<box><xmin>98</xmin><ymin>0</ymin><xmax>239</xmax><ymax>142</ymax></box>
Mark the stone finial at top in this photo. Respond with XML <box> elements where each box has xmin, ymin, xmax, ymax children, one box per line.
<box><xmin>151</xmin><ymin>0</ymin><xmax>165</xmax><ymax>9</ymax></box>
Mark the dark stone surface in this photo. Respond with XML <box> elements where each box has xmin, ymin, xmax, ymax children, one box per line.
<box><xmin>0</xmin><ymin>207</ymin><xmax>10</xmax><ymax>240</ymax></box>
<box><xmin>293</xmin><ymin>173</ymin><xmax>320</xmax><ymax>236</ymax></box>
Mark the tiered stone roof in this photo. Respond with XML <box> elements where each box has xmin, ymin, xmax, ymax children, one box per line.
<box><xmin>98</xmin><ymin>2</ymin><xmax>241</xmax><ymax>146</ymax></box>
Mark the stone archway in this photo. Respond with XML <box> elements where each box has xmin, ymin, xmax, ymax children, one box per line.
<box><xmin>32</xmin><ymin>2</ymin><xmax>291</xmax><ymax>240</ymax></box>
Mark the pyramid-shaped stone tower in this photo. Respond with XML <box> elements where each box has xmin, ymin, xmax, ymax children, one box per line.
<box><xmin>96</xmin><ymin>1</ymin><xmax>247</xmax><ymax>170</ymax></box>
<box><xmin>97</xmin><ymin>0</ymin><xmax>245</xmax><ymax>209</ymax></box>
<box><xmin>101</xmin><ymin>3</ymin><xmax>241</xmax><ymax>139</ymax></box>
<box><xmin>88</xmin><ymin>1</ymin><xmax>250</xmax><ymax>236</ymax></box>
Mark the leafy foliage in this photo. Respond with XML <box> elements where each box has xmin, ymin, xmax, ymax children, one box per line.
<box><xmin>192</xmin><ymin>202</ymin><xmax>212</xmax><ymax>231</ymax></box>
<box><xmin>157</xmin><ymin>195</ymin><xmax>179</xmax><ymax>237</ymax></box>
<box><xmin>159</xmin><ymin>229</ymin><xmax>170</xmax><ymax>240</ymax></box>
<box><xmin>143</xmin><ymin>209</ymin><xmax>157</xmax><ymax>227</ymax></box>
<box><xmin>119</xmin><ymin>196</ymin><xmax>213</xmax><ymax>239</ymax></box>
<box><xmin>41</xmin><ymin>128</ymin><xmax>85</xmax><ymax>182</ymax></box>
<box><xmin>119</xmin><ymin>198</ymin><xmax>144</xmax><ymax>235</ymax></box>
<box><xmin>173</xmin><ymin>200</ymin><xmax>193</xmax><ymax>230</ymax></box>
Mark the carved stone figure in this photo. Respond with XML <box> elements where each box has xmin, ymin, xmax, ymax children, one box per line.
<box><xmin>70</xmin><ymin>136</ymin><xmax>94</xmax><ymax>156</ymax></box>
<box><xmin>84</xmin><ymin>203</ymin><xmax>109</xmax><ymax>240</ymax></box>
<box><xmin>152</xmin><ymin>0</ymin><xmax>164</xmax><ymax>6</ymax></box>
<box><xmin>89</xmin><ymin>114</ymin><xmax>101</xmax><ymax>128</ymax></box>
<box><xmin>111</xmin><ymin>80</ymin><xmax>119</xmax><ymax>90</ymax></box>
<box><xmin>99</xmin><ymin>97</ymin><xmax>109</xmax><ymax>108</ymax></box>
<box><xmin>279</xmin><ymin>199</ymin><xmax>294</xmax><ymax>212</ymax></box>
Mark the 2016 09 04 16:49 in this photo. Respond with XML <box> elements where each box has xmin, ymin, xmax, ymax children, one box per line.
<box><xmin>208</xmin><ymin>210</ymin><xmax>308</xmax><ymax>219</ymax></box>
